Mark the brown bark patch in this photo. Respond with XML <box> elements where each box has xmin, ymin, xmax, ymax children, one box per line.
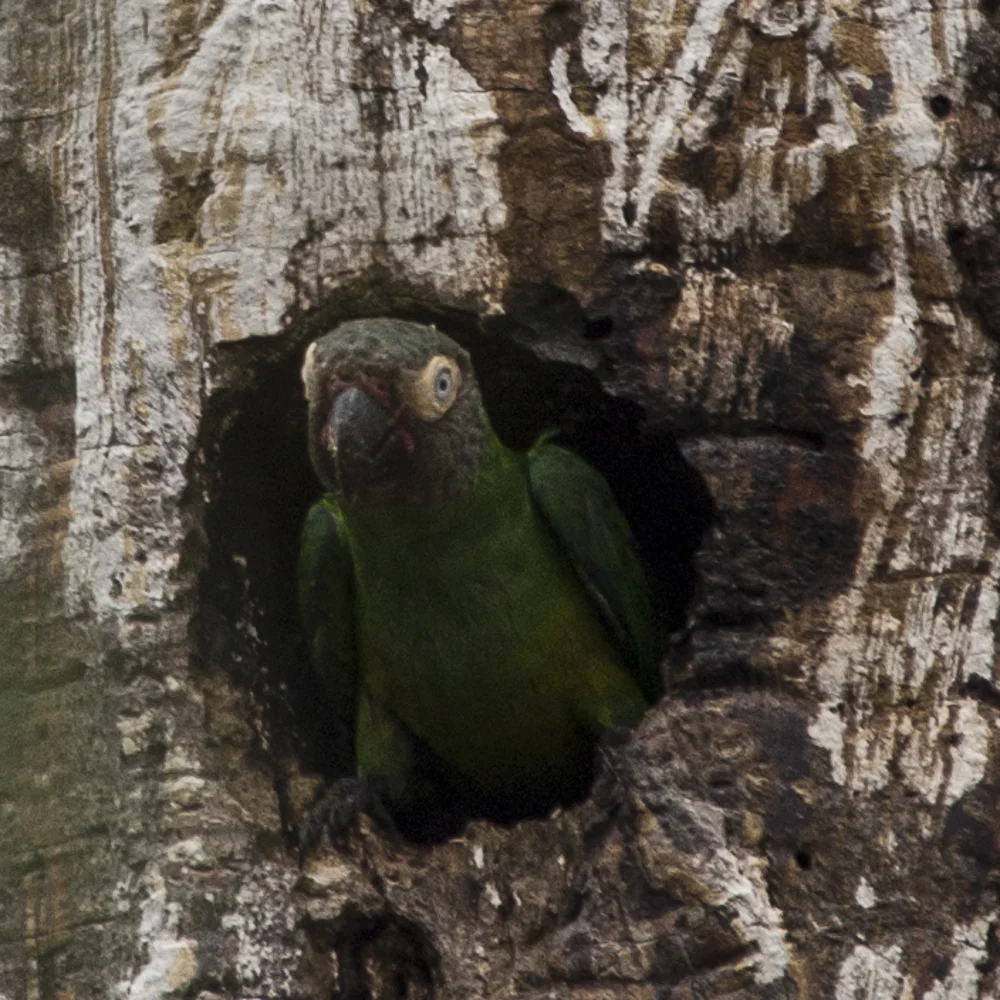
<box><xmin>496</xmin><ymin>126</ymin><xmax>612</xmax><ymax>297</ymax></box>
<box><xmin>151</xmin><ymin>0</ymin><xmax>227</xmax><ymax>80</ymax></box>
<box><xmin>778</xmin><ymin>143</ymin><xmax>895</xmax><ymax>271</ymax></box>
<box><xmin>950</xmin><ymin>223</ymin><xmax>1000</xmax><ymax>344</ymax></box>
<box><xmin>153</xmin><ymin>169</ymin><xmax>215</xmax><ymax>244</ymax></box>
<box><xmin>445</xmin><ymin>2</ymin><xmax>613</xmax><ymax>300</ymax></box>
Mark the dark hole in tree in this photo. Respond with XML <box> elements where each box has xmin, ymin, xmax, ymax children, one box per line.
<box><xmin>583</xmin><ymin>316</ymin><xmax>614</xmax><ymax>341</ymax></box>
<box><xmin>191</xmin><ymin>303</ymin><xmax>713</xmax><ymax>845</ymax></box>
<box><xmin>928</xmin><ymin>93</ymin><xmax>952</xmax><ymax>118</ymax></box>
<box><xmin>794</xmin><ymin>849</ymin><xmax>812</xmax><ymax>870</ymax></box>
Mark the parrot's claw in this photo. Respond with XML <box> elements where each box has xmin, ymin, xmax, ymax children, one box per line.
<box><xmin>298</xmin><ymin>777</ymin><xmax>397</xmax><ymax>862</ymax></box>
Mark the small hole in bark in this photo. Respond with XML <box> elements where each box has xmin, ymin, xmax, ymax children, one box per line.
<box><xmin>928</xmin><ymin>93</ymin><xmax>952</xmax><ymax>117</ymax></box>
<box><xmin>706</xmin><ymin>769</ymin><xmax>734</xmax><ymax>787</ymax></box>
<box><xmin>929</xmin><ymin>954</ymin><xmax>954</xmax><ymax>981</ymax></box>
<box><xmin>794</xmin><ymin>849</ymin><xmax>813</xmax><ymax>870</ymax></box>
<box><xmin>622</xmin><ymin>198</ymin><xmax>637</xmax><ymax>225</ymax></box>
<box><xmin>561</xmin><ymin>887</ymin><xmax>586</xmax><ymax>924</ymax></box>
<box><xmin>583</xmin><ymin>316</ymin><xmax>614</xmax><ymax>340</ymax></box>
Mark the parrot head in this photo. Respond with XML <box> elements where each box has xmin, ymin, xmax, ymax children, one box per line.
<box><xmin>302</xmin><ymin>318</ymin><xmax>487</xmax><ymax>511</ymax></box>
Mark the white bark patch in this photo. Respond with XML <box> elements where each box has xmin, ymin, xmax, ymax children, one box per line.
<box><xmin>808</xmin><ymin>705</ymin><xmax>848</xmax><ymax>786</ymax></box>
<box><xmin>117</xmin><ymin>869</ymin><xmax>199</xmax><ymax>1000</ymax></box>
<box><xmin>923</xmin><ymin>914</ymin><xmax>997</xmax><ymax>1000</ymax></box>
<box><xmin>855</xmin><ymin>878</ymin><xmax>877</xmax><ymax>910</ymax></box>
<box><xmin>117</xmin><ymin>713</ymin><xmax>157</xmax><ymax>758</ymax></box>
<box><xmin>61</xmin><ymin>0</ymin><xmax>203</xmax><ymax>625</ymax></box>
<box><xmin>222</xmin><ymin>866</ymin><xmax>302</xmax><ymax>996</ymax></box>
<box><xmin>411</xmin><ymin>0</ymin><xmax>461</xmax><ymax>29</ymax></box>
<box><xmin>550</xmin><ymin>47</ymin><xmax>597</xmax><ymax>139</ymax></box>
<box><xmin>147</xmin><ymin>0</ymin><xmax>506</xmax><ymax>333</ymax></box>
<box><xmin>577</xmin><ymin>0</ymin><xmax>740</xmax><ymax>247</ymax></box>
<box><xmin>945</xmin><ymin>702</ymin><xmax>991</xmax><ymax>807</ymax></box>
<box><xmin>166</xmin><ymin>837</ymin><xmax>211</xmax><ymax>869</ymax></box>
<box><xmin>162</xmin><ymin>774</ymin><xmax>207</xmax><ymax>811</ymax></box>
<box><xmin>681</xmin><ymin>47</ymin><xmax>857</xmax><ymax>252</ymax></box>
<box><xmin>835</xmin><ymin>944</ymin><xmax>910</xmax><ymax>1000</ymax></box>
<box><xmin>898</xmin><ymin>707</ymin><xmax>948</xmax><ymax>804</ymax></box>
<box><xmin>707</xmin><ymin>848</ymin><xmax>789</xmax><ymax>984</ymax></box>
<box><xmin>382</xmin><ymin>38</ymin><xmax>507</xmax><ymax>309</ymax></box>
<box><xmin>810</xmin><ymin>316</ymin><xmax>997</xmax><ymax>798</ymax></box>
<box><xmin>641</xmin><ymin>796</ymin><xmax>790</xmax><ymax>984</ymax></box>
<box><xmin>860</xmin><ymin>191</ymin><xmax>921</xmax><ymax>479</ymax></box>
<box><xmin>572</xmin><ymin>0</ymin><xmax>857</xmax><ymax>252</ymax></box>
<box><xmin>808</xmin><ymin>3</ymin><xmax>999</xmax><ymax>802</ymax></box>
<box><xmin>0</xmin><ymin>407</ymin><xmax>48</xmax><ymax>578</ymax></box>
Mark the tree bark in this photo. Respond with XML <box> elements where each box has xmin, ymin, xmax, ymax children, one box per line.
<box><xmin>2</xmin><ymin>0</ymin><xmax>1000</xmax><ymax>997</ymax></box>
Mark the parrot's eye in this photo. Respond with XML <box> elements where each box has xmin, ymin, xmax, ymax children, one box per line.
<box><xmin>410</xmin><ymin>354</ymin><xmax>461</xmax><ymax>421</ymax></box>
<box><xmin>434</xmin><ymin>367</ymin><xmax>453</xmax><ymax>400</ymax></box>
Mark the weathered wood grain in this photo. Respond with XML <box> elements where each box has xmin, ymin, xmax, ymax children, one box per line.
<box><xmin>2</xmin><ymin>0</ymin><xmax>1000</xmax><ymax>996</ymax></box>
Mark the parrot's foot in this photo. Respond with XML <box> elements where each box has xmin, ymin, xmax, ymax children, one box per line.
<box><xmin>298</xmin><ymin>777</ymin><xmax>397</xmax><ymax>862</ymax></box>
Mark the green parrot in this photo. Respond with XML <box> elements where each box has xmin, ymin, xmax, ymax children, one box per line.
<box><xmin>298</xmin><ymin>318</ymin><xmax>660</xmax><ymax>839</ymax></box>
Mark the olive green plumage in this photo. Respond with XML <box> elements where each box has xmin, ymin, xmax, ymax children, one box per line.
<box><xmin>299</xmin><ymin>318</ymin><xmax>659</xmax><ymax>828</ymax></box>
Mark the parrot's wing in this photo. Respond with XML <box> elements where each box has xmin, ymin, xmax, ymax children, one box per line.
<box><xmin>528</xmin><ymin>441</ymin><xmax>662</xmax><ymax>703</ymax></box>
<box><xmin>299</xmin><ymin>496</ymin><xmax>359</xmax><ymax>758</ymax></box>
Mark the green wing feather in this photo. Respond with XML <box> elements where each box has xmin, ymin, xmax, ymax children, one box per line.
<box><xmin>298</xmin><ymin>497</ymin><xmax>359</xmax><ymax>757</ymax></box>
<box><xmin>528</xmin><ymin>440</ymin><xmax>662</xmax><ymax>703</ymax></box>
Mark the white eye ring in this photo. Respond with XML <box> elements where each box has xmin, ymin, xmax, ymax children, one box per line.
<box><xmin>301</xmin><ymin>342</ymin><xmax>318</xmax><ymax>401</ymax></box>
<box><xmin>410</xmin><ymin>354</ymin><xmax>461</xmax><ymax>420</ymax></box>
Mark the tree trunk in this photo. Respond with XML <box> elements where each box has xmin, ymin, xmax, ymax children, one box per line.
<box><xmin>3</xmin><ymin>0</ymin><xmax>1000</xmax><ymax>997</ymax></box>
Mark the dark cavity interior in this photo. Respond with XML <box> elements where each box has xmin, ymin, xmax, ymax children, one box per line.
<box><xmin>190</xmin><ymin>306</ymin><xmax>714</xmax><ymax>844</ymax></box>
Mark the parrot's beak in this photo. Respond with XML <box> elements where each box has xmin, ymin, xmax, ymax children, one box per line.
<box><xmin>327</xmin><ymin>384</ymin><xmax>411</xmax><ymax>502</ymax></box>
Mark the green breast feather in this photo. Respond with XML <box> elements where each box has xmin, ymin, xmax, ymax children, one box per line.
<box><xmin>298</xmin><ymin>435</ymin><xmax>660</xmax><ymax>819</ymax></box>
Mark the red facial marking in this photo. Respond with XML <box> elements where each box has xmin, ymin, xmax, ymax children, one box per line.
<box><xmin>396</xmin><ymin>425</ymin><xmax>415</xmax><ymax>456</ymax></box>
<box><xmin>326</xmin><ymin>375</ymin><xmax>391</xmax><ymax>406</ymax></box>
<box><xmin>326</xmin><ymin>377</ymin><xmax>351</xmax><ymax>401</ymax></box>
<box><xmin>357</xmin><ymin>375</ymin><xmax>392</xmax><ymax>407</ymax></box>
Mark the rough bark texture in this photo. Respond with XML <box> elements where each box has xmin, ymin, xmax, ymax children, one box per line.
<box><xmin>3</xmin><ymin>0</ymin><xmax>1000</xmax><ymax>997</ymax></box>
